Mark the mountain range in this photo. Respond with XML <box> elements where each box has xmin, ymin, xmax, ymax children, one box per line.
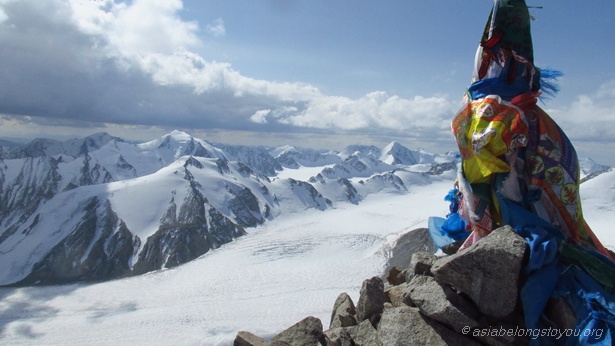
<box><xmin>1</xmin><ymin>131</ymin><xmax>613</xmax><ymax>344</ymax></box>
<box><xmin>0</xmin><ymin>130</ymin><xmax>461</xmax><ymax>286</ymax></box>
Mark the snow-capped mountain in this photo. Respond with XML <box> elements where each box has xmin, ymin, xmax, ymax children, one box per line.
<box><xmin>380</xmin><ymin>141</ymin><xmax>419</xmax><ymax>165</ymax></box>
<box><xmin>0</xmin><ymin>131</ymin><xmax>457</xmax><ymax>286</ymax></box>
<box><xmin>0</xmin><ymin>132</ymin><xmax>613</xmax><ymax>345</ymax></box>
<box><xmin>579</xmin><ymin>157</ymin><xmax>611</xmax><ymax>181</ymax></box>
<box><xmin>271</xmin><ymin>145</ymin><xmax>342</xmax><ymax>169</ymax></box>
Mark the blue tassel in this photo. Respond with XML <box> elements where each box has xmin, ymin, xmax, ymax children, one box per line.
<box><xmin>537</xmin><ymin>67</ymin><xmax>563</xmax><ymax>100</ymax></box>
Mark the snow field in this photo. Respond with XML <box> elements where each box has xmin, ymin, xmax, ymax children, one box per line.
<box><xmin>1</xmin><ymin>167</ymin><xmax>613</xmax><ymax>345</ymax></box>
<box><xmin>0</xmin><ymin>180</ymin><xmax>451</xmax><ymax>345</ymax></box>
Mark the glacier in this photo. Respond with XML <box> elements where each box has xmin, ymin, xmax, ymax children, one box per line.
<box><xmin>0</xmin><ymin>131</ymin><xmax>612</xmax><ymax>345</ymax></box>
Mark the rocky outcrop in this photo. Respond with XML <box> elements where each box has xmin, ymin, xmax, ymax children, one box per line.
<box><xmin>17</xmin><ymin>198</ymin><xmax>140</xmax><ymax>285</ymax></box>
<box><xmin>234</xmin><ymin>226</ymin><xmax>534</xmax><ymax>345</ymax></box>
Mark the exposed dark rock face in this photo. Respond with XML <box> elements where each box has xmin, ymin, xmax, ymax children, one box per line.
<box><xmin>217</xmin><ymin>144</ymin><xmax>283</xmax><ymax>177</ymax></box>
<box><xmin>133</xmin><ymin>182</ymin><xmax>246</xmax><ymax>275</ymax></box>
<box><xmin>17</xmin><ymin>198</ymin><xmax>140</xmax><ymax>285</ymax></box>
<box><xmin>226</xmin><ymin>186</ymin><xmax>266</xmax><ymax>227</ymax></box>
<box><xmin>234</xmin><ymin>226</ymin><xmax>534</xmax><ymax>345</ymax></box>
<box><xmin>11</xmin><ymin>171</ymin><xmax>248</xmax><ymax>285</ymax></box>
<box><xmin>337</xmin><ymin>178</ymin><xmax>360</xmax><ymax>205</ymax></box>
<box><xmin>0</xmin><ymin>157</ymin><xmax>62</xmax><ymax>245</ymax></box>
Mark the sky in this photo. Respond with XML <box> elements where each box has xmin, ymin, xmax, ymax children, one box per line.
<box><xmin>0</xmin><ymin>0</ymin><xmax>614</xmax><ymax>164</ymax></box>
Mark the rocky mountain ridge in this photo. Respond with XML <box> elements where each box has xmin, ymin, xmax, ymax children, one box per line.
<box><xmin>0</xmin><ymin>131</ymin><xmax>457</xmax><ymax>286</ymax></box>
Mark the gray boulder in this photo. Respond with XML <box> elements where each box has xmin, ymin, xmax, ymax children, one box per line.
<box><xmin>407</xmin><ymin>275</ymin><xmax>479</xmax><ymax>333</ymax></box>
<box><xmin>385</xmin><ymin>265</ymin><xmax>406</xmax><ymax>285</ymax></box>
<box><xmin>431</xmin><ymin>226</ymin><xmax>527</xmax><ymax>318</ymax></box>
<box><xmin>234</xmin><ymin>331</ymin><xmax>270</xmax><ymax>346</ymax></box>
<box><xmin>329</xmin><ymin>293</ymin><xmax>357</xmax><ymax>329</ymax></box>
<box><xmin>407</xmin><ymin>251</ymin><xmax>437</xmax><ymax>279</ymax></box>
<box><xmin>347</xmin><ymin>319</ymin><xmax>382</xmax><ymax>346</ymax></box>
<box><xmin>322</xmin><ymin>328</ymin><xmax>352</xmax><ymax>346</ymax></box>
<box><xmin>355</xmin><ymin>277</ymin><xmax>385</xmax><ymax>325</ymax></box>
<box><xmin>271</xmin><ymin>316</ymin><xmax>324</xmax><ymax>346</ymax></box>
<box><xmin>385</xmin><ymin>282</ymin><xmax>409</xmax><ymax>308</ymax></box>
<box><xmin>382</xmin><ymin>228</ymin><xmax>438</xmax><ymax>277</ymax></box>
<box><xmin>377</xmin><ymin>306</ymin><xmax>480</xmax><ymax>346</ymax></box>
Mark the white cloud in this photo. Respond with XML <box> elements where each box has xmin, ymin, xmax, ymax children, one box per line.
<box><xmin>0</xmin><ymin>0</ymin><xmax>15</xmax><ymax>20</ymax></box>
<box><xmin>69</xmin><ymin>0</ymin><xmax>199</xmax><ymax>61</ymax></box>
<box><xmin>273</xmin><ymin>92</ymin><xmax>455</xmax><ymax>132</ymax></box>
<box><xmin>549</xmin><ymin>80</ymin><xmax>615</xmax><ymax>141</ymax></box>
<box><xmin>597</xmin><ymin>79</ymin><xmax>615</xmax><ymax>99</ymax></box>
<box><xmin>1</xmin><ymin>0</ymin><xmax>460</xmax><ymax>139</ymax></box>
<box><xmin>206</xmin><ymin>17</ymin><xmax>226</xmax><ymax>37</ymax></box>
<box><xmin>65</xmin><ymin>0</ymin><xmax>321</xmax><ymax>102</ymax></box>
<box><xmin>250</xmin><ymin>109</ymin><xmax>271</xmax><ymax>124</ymax></box>
<box><xmin>11</xmin><ymin>0</ymin><xmax>615</xmax><ymax>166</ymax></box>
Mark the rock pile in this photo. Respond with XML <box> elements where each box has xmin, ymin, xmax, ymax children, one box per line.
<box><xmin>234</xmin><ymin>226</ymin><xmax>538</xmax><ymax>345</ymax></box>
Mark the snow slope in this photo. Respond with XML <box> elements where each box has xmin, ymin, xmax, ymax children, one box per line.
<box><xmin>580</xmin><ymin>168</ymin><xmax>615</xmax><ymax>251</ymax></box>
<box><xmin>0</xmin><ymin>148</ymin><xmax>612</xmax><ymax>345</ymax></box>
<box><xmin>0</xmin><ymin>177</ymin><xmax>453</xmax><ymax>345</ymax></box>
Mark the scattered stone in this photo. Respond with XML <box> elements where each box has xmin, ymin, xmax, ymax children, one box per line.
<box><xmin>377</xmin><ymin>306</ymin><xmax>480</xmax><ymax>346</ymax></box>
<box><xmin>236</xmin><ymin>227</ymin><xmax>544</xmax><ymax>346</ymax></box>
<box><xmin>355</xmin><ymin>277</ymin><xmax>385</xmax><ymax>324</ymax></box>
<box><xmin>385</xmin><ymin>282</ymin><xmax>409</xmax><ymax>307</ymax></box>
<box><xmin>431</xmin><ymin>226</ymin><xmax>527</xmax><ymax>318</ymax></box>
<box><xmin>322</xmin><ymin>328</ymin><xmax>352</xmax><ymax>346</ymax></box>
<box><xmin>271</xmin><ymin>316</ymin><xmax>324</xmax><ymax>346</ymax></box>
<box><xmin>407</xmin><ymin>251</ymin><xmax>437</xmax><ymax>279</ymax></box>
<box><xmin>407</xmin><ymin>275</ymin><xmax>479</xmax><ymax>333</ymax></box>
<box><xmin>382</xmin><ymin>227</ymin><xmax>438</xmax><ymax>279</ymax></box>
<box><xmin>234</xmin><ymin>331</ymin><xmax>270</xmax><ymax>346</ymax></box>
<box><xmin>401</xmin><ymin>274</ymin><xmax>430</xmax><ymax>307</ymax></box>
<box><xmin>386</xmin><ymin>265</ymin><xmax>406</xmax><ymax>285</ymax></box>
<box><xmin>329</xmin><ymin>293</ymin><xmax>357</xmax><ymax>329</ymax></box>
<box><xmin>347</xmin><ymin>319</ymin><xmax>382</xmax><ymax>346</ymax></box>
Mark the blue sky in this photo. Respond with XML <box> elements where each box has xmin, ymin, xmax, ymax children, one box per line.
<box><xmin>1</xmin><ymin>0</ymin><xmax>614</xmax><ymax>164</ymax></box>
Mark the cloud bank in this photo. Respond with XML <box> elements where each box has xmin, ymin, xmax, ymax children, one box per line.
<box><xmin>0</xmin><ymin>0</ymin><xmax>613</xmax><ymax>165</ymax></box>
<box><xmin>0</xmin><ymin>0</ymin><xmax>456</xmax><ymax>140</ymax></box>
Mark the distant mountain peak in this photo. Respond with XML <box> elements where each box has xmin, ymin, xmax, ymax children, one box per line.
<box><xmin>340</xmin><ymin>144</ymin><xmax>381</xmax><ymax>160</ymax></box>
<box><xmin>381</xmin><ymin>142</ymin><xmax>418</xmax><ymax>165</ymax></box>
<box><xmin>167</xmin><ymin>130</ymin><xmax>193</xmax><ymax>140</ymax></box>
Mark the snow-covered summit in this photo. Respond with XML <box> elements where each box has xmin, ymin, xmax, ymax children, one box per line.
<box><xmin>273</xmin><ymin>145</ymin><xmax>341</xmax><ymax>169</ymax></box>
<box><xmin>380</xmin><ymin>141</ymin><xmax>419</xmax><ymax>165</ymax></box>
<box><xmin>137</xmin><ymin>130</ymin><xmax>225</xmax><ymax>162</ymax></box>
<box><xmin>579</xmin><ymin>156</ymin><xmax>611</xmax><ymax>180</ymax></box>
<box><xmin>0</xmin><ymin>131</ymin><xmax>460</xmax><ymax>286</ymax></box>
<box><xmin>340</xmin><ymin>144</ymin><xmax>381</xmax><ymax>160</ymax></box>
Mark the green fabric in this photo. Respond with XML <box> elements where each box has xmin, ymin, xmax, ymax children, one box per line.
<box><xmin>560</xmin><ymin>243</ymin><xmax>615</xmax><ymax>292</ymax></box>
